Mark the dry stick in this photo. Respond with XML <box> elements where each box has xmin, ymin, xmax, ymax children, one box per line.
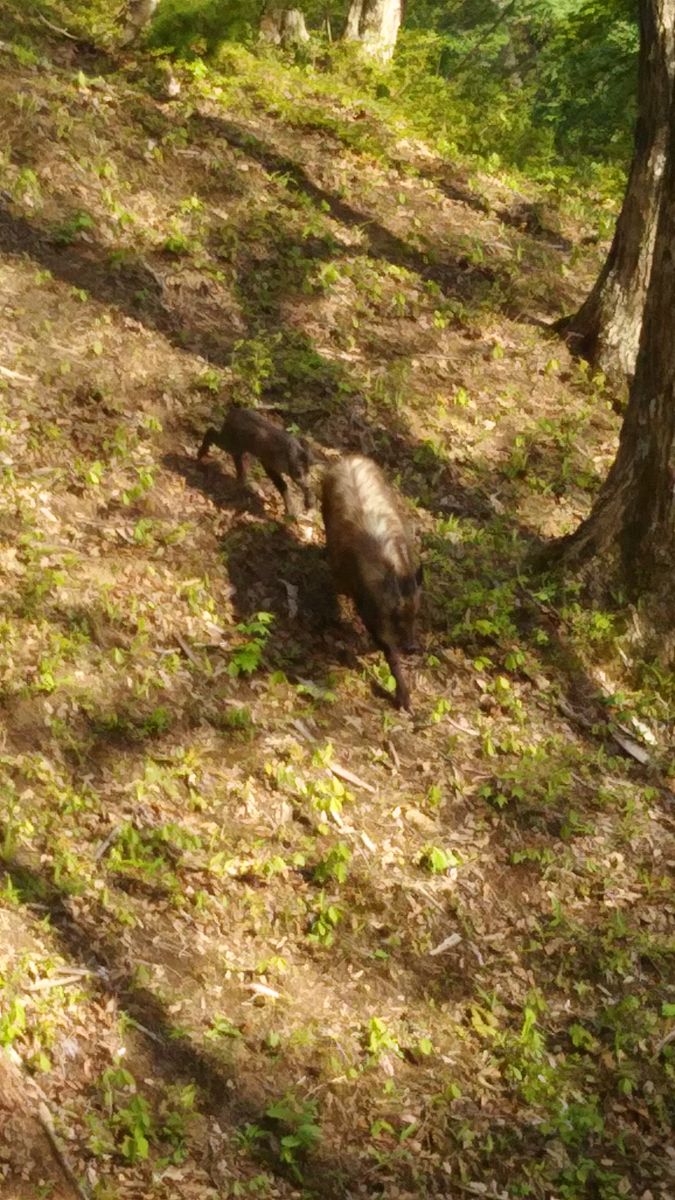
<box><xmin>0</xmin><ymin>364</ymin><xmax>35</xmax><ymax>382</ymax></box>
<box><xmin>291</xmin><ymin>719</ymin><xmax>376</xmax><ymax>792</ymax></box>
<box><xmin>4</xmin><ymin>1046</ymin><xmax>90</xmax><ymax>1200</ymax></box>
<box><xmin>37</xmin><ymin>1101</ymin><xmax>91</xmax><ymax>1200</ymax></box>
<box><xmin>125</xmin><ymin>1016</ymin><xmax>164</xmax><ymax>1045</ymax></box>
<box><xmin>139</xmin><ymin>258</ymin><xmax>167</xmax><ymax>295</ymax></box>
<box><xmin>37</xmin><ymin>12</ymin><xmax>80</xmax><ymax>40</ymax></box>
<box><xmin>328</xmin><ymin>761</ymin><xmax>375</xmax><ymax>793</ymax></box>
<box><xmin>654</xmin><ymin>1026</ymin><xmax>675</xmax><ymax>1058</ymax></box>
<box><xmin>175</xmin><ymin>631</ymin><xmax>200</xmax><ymax>666</ymax></box>
<box><xmin>94</xmin><ymin>823</ymin><xmax>123</xmax><ymax>861</ymax></box>
<box><xmin>25</xmin><ymin>972</ymin><xmax>92</xmax><ymax>992</ymax></box>
<box><xmin>520</xmin><ymin>586</ymin><xmax>652</xmax><ymax>751</ymax></box>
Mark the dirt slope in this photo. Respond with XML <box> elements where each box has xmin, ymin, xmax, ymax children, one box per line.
<box><xmin>0</xmin><ymin>24</ymin><xmax>672</xmax><ymax>1200</ymax></box>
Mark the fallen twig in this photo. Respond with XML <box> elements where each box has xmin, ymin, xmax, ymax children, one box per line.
<box><xmin>246</xmin><ymin>982</ymin><xmax>282</xmax><ymax>1001</ymax></box>
<box><xmin>37</xmin><ymin>1102</ymin><xmax>91</xmax><ymax>1200</ymax></box>
<box><xmin>139</xmin><ymin>258</ymin><xmax>167</xmax><ymax>295</ymax></box>
<box><xmin>0</xmin><ymin>364</ymin><xmax>35</xmax><ymax>382</ymax></box>
<box><xmin>94</xmin><ymin>823</ymin><xmax>123</xmax><ymax>861</ymax></box>
<box><xmin>429</xmin><ymin>932</ymin><xmax>462</xmax><ymax>956</ymax></box>
<box><xmin>328</xmin><ymin>761</ymin><xmax>375</xmax><ymax>794</ymax></box>
<box><xmin>291</xmin><ymin>717</ymin><xmax>315</xmax><ymax>742</ymax></box>
<box><xmin>445</xmin><ymin>716</ymin><xmax>480</xmax><ymax>737</ymax></box>
<box><xmin>124</xmin><ymin>1016</ymin><xmax>164</xmax><ymax>1045</ymax></box>
<box><xmin>175</xmin><ymin>632</ymin><xmax>200</xmax><ymax>666</ymax></box>
<box><xmin>281</xmin><ymin>578</ymin><xmax>299</xmax><ymax>620</ymax></box>
<box><xmin>290</xmin><ymin>718</ymin><xmax>375</xmax><ymax>791</ymax></box>
<box><xmin>25</xmin><ymin>971</ymin><xmax>92</xmax><ymax>993</ymax></box>
<box><xmin>654</xmin><ymin>1026</ymin><xmax>675</xmax><ymax>1057</ymax></box>
<box><xmin>37</xmin><ymin>12</ymin><xmax>80</xmax><ymax>40</ymax></box>
<box><xmin>3</xmin><ymin>1047</ymin><xmax>90</xmax><ymax>1200</ymax></box>
<box><xmin>609</xmin><ymin>723</ymin><xmax>652</xmax><ymax>765</ymax></box>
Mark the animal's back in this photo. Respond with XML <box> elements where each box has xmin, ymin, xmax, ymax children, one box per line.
<box><xmin>322</xmin><ymin>455</ymin><xmax>414</xmax><ymax>578</ymax></box>
<box><xmin>225</xmin><ymin>407</ymin><xmax>281</xmax><ymax>451</ymax></box>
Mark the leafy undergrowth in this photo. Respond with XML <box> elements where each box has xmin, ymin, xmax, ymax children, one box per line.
<box><xmin>0</xmin><ymin>17</ymin><xmax>673</xmax><ymax>1200</ymax></box>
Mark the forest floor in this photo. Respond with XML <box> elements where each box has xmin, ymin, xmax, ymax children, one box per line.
<box><xmin>0</xmin><ymin>12</ymin><xmax>673</xmax><ymax>1200</ymax></box>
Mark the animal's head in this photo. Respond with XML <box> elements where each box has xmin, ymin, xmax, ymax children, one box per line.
<box><xmin>382</xmin><ymin>564</ymin><xmax>423</xmax><ymax>653</ymax></box>
<box><xmin>297</xmin><ymin>440</ymin><xmax>313</xmax><ymax>471</ymax></box>
<box><xmin>297</xmin><ymin>438</ymin><xmax>323</xmax><ymax>472</ymax></box>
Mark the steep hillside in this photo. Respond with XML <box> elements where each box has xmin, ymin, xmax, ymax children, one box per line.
<box><xmin>0</xmin><ymin>20</ymin><xmax>672</xmax><ymax>1200</ymax></box>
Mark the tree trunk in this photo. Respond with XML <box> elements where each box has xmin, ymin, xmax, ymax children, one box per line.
<box><xmin>120</xmin><ymin>0</ymin><xmax>159</xmax><ymax>46</ymax></box>
<box><xmin>260</xmin><ymin>7</ymin><xmax>310</xmax><ymax>45</ymax></box>
<box><xmin>260</xmin><ymin>7</ymin><xmax>283</xmax><ymax>43</ymax></box>
<box><xmin>281</xmin><ymin>9</ymin><xmax>310</xmax><ymax>44</ymax></box>
<box><xmin>556</xmin><ymin>0</ymin><xmax>675</xmax><ymax>385</ymax></box>
<box><xmin>495</xmin><ymin>0</ymin><xmax>522</xmax><ymax>88</ymax></box>
<box><xmin>344</xmin><ymin>0</ymin><xmax>364</xmax><ymax>41</ymax></box>
<box><xmin>555</xmin><ymin>45</ymin><xmax>675</xmax><ymax>597</ymax></box>
<box><xmin>343</xmin><ymin>0</ymin><xmax>403</xmax><ymax>62</ymax></box>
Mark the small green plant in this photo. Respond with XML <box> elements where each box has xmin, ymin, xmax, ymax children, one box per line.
<box><xmin>122</xmin><ymin>465</ymin><xmax>156</xmax><ymax>505</ymax></box>
<box><xmin>195</xmin><ymin>367</ymin><xmax>223</xmax><ymax>392</ymax></box>
<box><xmin>0</xmin><ymin>997</ymin><xmax>26</xmax><ymax>1046</ymax></box>
<box><xmin>78</xmin><ymin>458</ymin><xmax>105</xmax><ymax>488</ymax></box>
<box><xmin>95</xmin><ymin>1067</ymin><xmax>153</xmax><ymax>1163</ymax></box>
<box><xmin>13</xmin><ymin>166</ymin><xmax>41</xmax><ymax>204</ymax></box>
<box><xmin>228</xmin><ymin>612</ymin><xmax>274</xmax><ymax>677</ymax></box>
<box><xmin>235</xmin><ymin>1122</ymin><xmax>265</xmax><ymax>1152</ymax></box>
<box><xmin>141</xmin><ymin>706</ymin><xmax>172</xmax><ymax>737</ymax></box>
<box><xmin>221</xmin><ymin>705</ymin><xmax>254</xmax><ymax>731</ymax></box>
<box><xmin>205</xmin><ymin>1015</ymin><xmax>243</xmax><ymax>1041</ymax></box>
<box><xmin>426</xmin><ymin>783</ymin><xmax>443</xmax><ymax>808</ymax></box>
<box><xmin>264</xmin><ymin>1093</ymin><xmax>321</xmax><ymax>1180</ymax></box>
<box><xmin>307</xmin><ymin>893</ymin><xmax>342</xmax><ymax>947</ymax></box>
<box><xmin>162</xmin><ymin>222</ymin><xmax>201</xmax><ymax>255</ymax></box>
<box><xmin>133</xmin><ymin>518</ymin><xmax>156</xmax><ymax>546</ymax></box>
<box><xmin>365</xmin><ymin>1016</ymin><xmax>401</xmax><ymax>1061</ymax></box>
<box><xmin>158</xmin><ymin>1084</ymin><xmax>196</xmax><ymax>1163</ymax></box>
<box><xmin>313</xmin><ymin>842</ymin><xmax>351</xmax><ymax>885</ymax></box>
<box><xmin>230</xmin><ymin>333</ymin><xmax>281</xmax><ymax>398</ymax></box>
<box><xmin>418</xmin><ymin>845</ymin><xmax>458</xmax><ymax>874</ymax></box>
<box><xmin>51</xmin><ymin>210</ymin><xmax>95</xmax><ymax>246</ymax></box>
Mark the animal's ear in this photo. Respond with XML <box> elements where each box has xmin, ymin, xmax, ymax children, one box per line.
<box><xmin>415</xmin><ymin>563</ymin><xmax>424</xmax><ymax>588</ymax></box>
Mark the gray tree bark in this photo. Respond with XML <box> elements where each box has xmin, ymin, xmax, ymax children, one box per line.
<box><xmin>343</xmin><ymin>0</ymin><xmax>403</xmax><ymax>62</ymax></box>
<box><xmin>556</xmin><ymin>0</ymin><xmax>675</xmax><ymax>385</ymax></box>
<box><xmin>260</xmin><ymin>7</ymin><xmax>310</xmax><ymax>45</ymax></box>
<box><xmin>281</xmin><ymin>8</ymin><xmax>310</xmax><ymax>44</ymax></box>
<box><xmin>555</xmin><ymin>31</ymin><xmax>675</xmax><ymax>600</ymax></box>
<box><xmin>260</xmin><ymin>7</ymin><xmax>284</xmax><ymax>43</ymax></box>
<box><xmin>120</xmin><ymin>0</ymin><xmax>159</xmax><ymax>46</ymax></box>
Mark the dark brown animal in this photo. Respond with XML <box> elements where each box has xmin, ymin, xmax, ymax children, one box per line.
<box><xmin>321</xmin><ymin>455</ymin><xmax>422</xmax><ymax>711</ymax></box>
<box><xmin>197</xmin><ymin>407</ymin><xmax>313</xmax><ymax>515</ymax></box>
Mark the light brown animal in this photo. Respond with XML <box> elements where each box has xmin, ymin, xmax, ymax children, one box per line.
<box><xmin>321</xmin><ymin>455</ymin><xmax>422</xmax><ymax>711</ymax></box>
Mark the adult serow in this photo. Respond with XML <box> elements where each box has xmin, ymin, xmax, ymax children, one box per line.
<box><xmin>198</xmin><ymin>407</ymin><xmax>314</xmax><ymax>515</ymax></box>
<box><xmin>321</xmin><ymin>455</ymin><xmax>423</xmax><ymax>711</ymax></box>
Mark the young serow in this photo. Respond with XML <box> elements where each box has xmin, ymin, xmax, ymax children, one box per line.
<box><xmin>321</xmin><ymin>455</ymin><xmax>423</xmax><ymax>711</ymax></box>
<box><xmin>197</xmin><ymin>407</ymin><xmax>313</xmax><ymax>515</ymax></box>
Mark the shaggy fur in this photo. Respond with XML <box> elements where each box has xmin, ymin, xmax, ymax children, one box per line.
<box><xmin>321</xmin><ymin>455</ymin><xmax>422</xmax><ymax>711</ymax></box>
